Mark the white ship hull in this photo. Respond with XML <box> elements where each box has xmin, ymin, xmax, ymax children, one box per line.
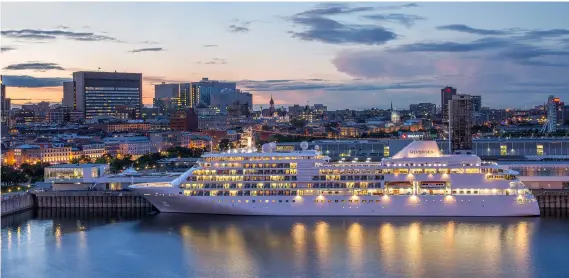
<box><xmin>137</xmin><ymin>188</ymin><xmax>540</xmax><ymax>217</ymax></box>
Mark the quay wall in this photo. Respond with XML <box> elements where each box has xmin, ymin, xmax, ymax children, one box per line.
<box><xmin>1</xmin><ymin>190</ymin><xmax>568</xmax><ymax>216</ymax></box>
<box><xmin>34</xmin><ymin>191</ymin><xmax>154</xmax><ymax>209</ymax></box>
<box><xmin>532</xmin><ymin>189</ymin><xmax>569</xmax><ymax>214</ymax></box>
<box><xmin>1</xmin><ymin>194</ymin><xmax>35</xmax><ymax>216</ymax></box>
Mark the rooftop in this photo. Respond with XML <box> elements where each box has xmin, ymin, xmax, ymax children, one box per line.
<box><xmin>46</xmin><ymin>163</ymin><xmax>107</xmax><ymax>169</ymax></box>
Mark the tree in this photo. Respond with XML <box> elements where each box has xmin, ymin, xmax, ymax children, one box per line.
<box><xmin>1</xmin><ymin>166</ymin><xmax>28</xmax><ymax>186</ymax></box>
<box><xmin>94</xmin><ymin>153</ymin><xmax>113</xmax><ymax>164</ymax></box>
<box><xmin>134</xmin><ymin>152</ymin><xmax>164</xmax><ymax>169</ymax></box>
<box><xmin>291</xmin><ymin>119</ymin><xmax>307</xmax><ymax>129</ymax></box>
<box><xmin>70</xmin><ymin>155</ymin><xmax>93</xmax><ymax>164</ymax></box>
<box><xmin>218</xmin><ymin>139</ymin><xmax>230</xmax><ymax>151</ymax></box>
<box><xmin>109</xmin><ymin>155</ymin><xmax>134</xmax><ymax>172</ymax></box>
<box><xmin>19</xmin><ymin>163</ymin><xmax>50</xmax><ymax>183</ymax></box>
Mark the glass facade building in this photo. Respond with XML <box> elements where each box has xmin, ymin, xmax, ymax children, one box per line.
<box><xmin>73</xmin><ymin>71</ymin><xmax>142</xmax><ymax>119</ymax></box>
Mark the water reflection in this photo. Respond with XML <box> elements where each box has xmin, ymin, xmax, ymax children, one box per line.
<box><xmin>2</xmin><ymin>210</ymin><xmax>569</xmax><ymax>278</ymax></box>
<box><xmin>136</xmin><ymin>215</ymin><xmax>547</xmax><ymax>278</ymax></box>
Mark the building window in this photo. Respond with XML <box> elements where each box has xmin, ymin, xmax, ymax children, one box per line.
<box><xmin>537</xmin><ymin>145</ymin><xmax>544</xmax><ymax>156</ymax></box>
<box><xmin>500</xmin><ymin>145</ymin><xmax>507</xmax><ymax>156</ymax></box>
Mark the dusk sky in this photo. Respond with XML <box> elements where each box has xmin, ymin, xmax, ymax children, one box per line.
<box><xmin>1</xmin><ymin>2</ymin><xmax>569</xmax><ymax>110</ymax></box>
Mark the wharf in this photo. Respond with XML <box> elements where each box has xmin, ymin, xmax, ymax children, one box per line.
<box><xmin>34</xmin><ymin>191</ymin><xmax>154</xmax><ymax>209</ymax></box>
<box><xmin>532</xmin><ymin>189</ymin><xmax>569</xmax><ymax>213</ymax></box>
<box><xmin>1</xmin><ymin>190</ymin><xmax>568</xmax><ymax>216</ymax></box>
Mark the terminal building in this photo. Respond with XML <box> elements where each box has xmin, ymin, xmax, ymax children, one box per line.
<box><xmin>276</xmin><ymin>138</ymin><xmax>569</xmax><ymax>161</ymax></box>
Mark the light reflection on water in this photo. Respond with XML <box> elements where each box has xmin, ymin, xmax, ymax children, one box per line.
<box><xmin>2</xmin><ymin>209</ymin><xmax>569</xmax><ymax>278</ymax></box>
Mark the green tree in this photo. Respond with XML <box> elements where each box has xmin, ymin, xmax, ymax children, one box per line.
<box><xmin>291</xmin><ymin>119</ymin><xmax>307</xmax><ymax>129</ymax></box>
<box><xmin>70</xmin><ymin>155</ymin><xmax>93</xmax><ymax>164</ymax></box>
<box><xmin>94</xmin><ymin>153</ymin><xmax>113</xmax><ymax>164</ymax></box>
<box><xmin>218</xmin><ymin>139</ymin><xmax>230</xmax><ymax>151</ymax></box>
<box><xmin>1</xmin><ymin>166</ymin><xmax>28</xmax><ymax>186</ymax></box>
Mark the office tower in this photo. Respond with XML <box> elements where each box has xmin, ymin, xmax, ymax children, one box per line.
<box><xmin>449</xmin><ymin>94</ymin><xmax>473</xmax><ymax>152</ymax></box>
<box><xmin>209</xmin><ymin>89</ymin><xmax>253</xmax><ymax>113</ymax></box>
<box><xmin>190</xmin><ymin>77</ymin><xmax>236</xmax><ymax>107</ymax></box>
<box><xmin>62</xmin><ymin>81</ymin><xmax>75</xmax><ymax>108</ymax></box>
<box><xmin>409</xmin><ymin>103</ymin><xmax>436</xmax><ymax>117</ymax></box>
<box><xmin>72</xmin><ymin>71</ymin><xmax>142</xmax><ymax>119</ymax></box>
<box><xmin>441</xmin><ymin>86</ymin><xmax>457</xmax><ymax>123</ymax></box>
<box><xmin>471</xmin><ymin>95</ymin><xmax>482</xmax><ymax>112</ymax></box>
<box><xmin>154</xmin><ymin>83</ymin><xmax>184</xmax><ymax>115</ymax></box>
<box><xmin>1</xmin><ymin>75</ymin><xmax>11</xmax><ymax>130</ymax></box>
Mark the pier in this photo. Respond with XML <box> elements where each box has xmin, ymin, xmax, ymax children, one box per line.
<box><xmin>1</xmin><ymin>190</ymin><xmax>569</xmax><ymax>216</ymax></box>
<box><xmin>34</xmin><ymin>191</ymin><xmax>154</xmax><ymax>209</ymax></box>
<box><xmin>1</xmin><ymin>193</ymin><xmax>35</xmax><ymax>216</ymax></box>
<box><xmin>533</xmin><ymin>190</ymin><xmax>569</xmax><ymax>214</ymax></box>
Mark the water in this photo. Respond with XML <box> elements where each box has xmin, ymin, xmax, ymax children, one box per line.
<box><xmin>2</xmin><ymin>209</ymin><xmax>569</xmax><ymax>278</ymax></box>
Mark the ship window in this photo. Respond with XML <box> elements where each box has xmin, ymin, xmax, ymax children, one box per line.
<box><xmin>376</xmin><ymin>200</ymin><xmax>380</xmax><ymax>203</ymax></box>
<box><xmin>335</xmin><ymin>200</ymin><xmax>339</xmax><ymax>203</ymax></box>
<box><xmin>292</xmin><ymin>200</ymin><xmax>296</xmax><ymax>202</ymax></box>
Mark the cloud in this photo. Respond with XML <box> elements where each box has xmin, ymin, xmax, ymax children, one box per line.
<box><xmin>394</xmin><ymin>37</ymin><xmax>511</xmax><ymax>53</ymax></box>
<box><xmin>239</xmin><ymin>79</ymin><xmax>440</xmax><ymax>92</ymax></box>
<box><xmin>329</xmin><ymin>45</ymin><xmax>569</xmax><ymax>108</ymax></box>
<box><xmin>332</xmin><ymin>50</ymin><xmax>437</xmax><ymax>79</ymax></box>
<box><xmin>141</xmin><ymin>40</ymin><xmax>159</xmax><ymax>44</ymax></box>
<box><xmin>1</xmin><ymin>46</ymin><xmax>16</xmax><ymax>52</ymax></box>
<box><xmin>1</xmin><ymin>29</ymin><xmax>117</xmax><ymax>42</ymax></box>
<box><xmin>143</xmin><ymin>76</ymin><xmax>186</xmax><ymax>84</ymax></box>
<box><xmin>435</xmin><ymin>24</ymin><xmax>569</xmax><ymax>42</ymax></box>
<box><xmin>3</xmin><ymin>62</ymin><xmax>65</xmax><ymax>71</ymax></box>
<box><xmin>288</xmin><ymin>3</ymin><xmax>404</xmax><ymax>45</ymax></box>
<box><xmin>295</xmin><ymin>3</ymin><xmax>375</xmax><ymax>17</ymax></box>
<box><xmin>128</xmin><ymin>47</ymin><xmax>165</xmax><ymax>53</ymax></box>
<box><xmin>290</xmin><ymin>16</ymin><xmax>397</xmax><ymax>45</ymax></box>
<box><xmin>363</xmin><ymin>13</ymin><xmax>425</xmax><ymax>27</ymax></box>
<box><xmin>522</xmin><ymin>29</ymin><xmax>569</xmax><ymax>40</ymax></box>
<box><xmin>203</xmin><ymin>44</ymin><xmax>218</xmax><ymax>47</ymax></box>
<box><xmin>1</xmin><ymin>75</ymin><xmax>71</xmax><ymax>87</ymax></box>
<box><xmin>197</xmin><ymin>58</ymin><xmax>227</xmax><ymax>65</ymax></box>
<box><xmin>228</xmin><ymin>24</ymin><xmax>249</xmax><ymax>33</ymax></box>
<box><xmin>55</xmin><ymin>25</ymin><xmax>69</xmax><ymax>29</ymax></box>
<box><xmin>437</xmin><ymin>24</ymin><xmax>511</xmax><ymax>36</ymax></box>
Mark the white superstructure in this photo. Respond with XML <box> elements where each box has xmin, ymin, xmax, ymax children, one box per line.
<box><xmin>130</xmin><ymin>140</ymin><xmax>540</xmax><ymax>216</ymax></box>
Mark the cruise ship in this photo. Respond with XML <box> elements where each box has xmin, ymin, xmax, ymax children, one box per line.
<box><xmin>130</xmin><ymin>140</ymin><xmax>540</xmax><ymax>216</ymax></box>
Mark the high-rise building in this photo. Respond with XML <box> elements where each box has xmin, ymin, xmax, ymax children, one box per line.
<box><xmin>153</xmin><ymin>83</ymin><xmax>187</xmax><ymax>115</ymax></box>
<box><xmin>170</xmin><ymin>108</ymin><xmax>198</xmax><ymax>131</ymax></box>
<box><xmin>449</xmin><ymin>94</ymin><xmax>473</xmax><ymax>152</ymax></box>
<box><xmin>209</xmin><ymin>89</ymin><xmax>252</xmax><ymax>113</ymax></box>
<box><xmin>409</xmin><ymin>103</ymin><xmax>436</xmax><ymax>117</ymax></box>
<box><xmin>71</xmin><ymin>71</ymin><xmax>142</xmax><ymax>119</ymax></box>
<box><xmin>190</xmin><ymin>77</ymin><xmax>236</xmax><ymax>107</ymax></box>
<box><xmin>62</xmin><ymin>81</ymin><xmax>75</xmax><ymax>108</ymax></box>
<box><xmin>1</xmin><ymin>75</ymin><xmax>10</xmax><ymax>132</ymax></box>
<box><xmin>441</xmin><ymin>86</ymin><xmax>457</xmax><ymax>123</ymax></box>
<box><xmin>471</xmin><ymin>95</ymin><xmax>482</xmax><ymax>112</ymax></box>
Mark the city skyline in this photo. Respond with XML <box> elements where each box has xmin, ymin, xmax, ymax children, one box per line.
<box><xmin>1</xmin><ymin>2</ymin><xmax>569</xmax><ymax>109</ymax></box>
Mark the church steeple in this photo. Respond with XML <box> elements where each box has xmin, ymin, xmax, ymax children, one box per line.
<box><xmin>270</xmin><ymin>94</ymin><xmax>274</xmax><ymax>106</ymax></box>
<box><xmin>390</xmin><ymin>101</ymin><xmax>393</xmax><ymax>112</ymax></box>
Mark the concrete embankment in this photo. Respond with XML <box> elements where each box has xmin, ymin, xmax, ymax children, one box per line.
<box><xmin>34</xmin><ymin>191</ymin><xmax>154</xmax><ymax>209</ymax></box>
<box><xmin>1</xmin><ymin>194</ymin><xmax>34</xmax><ymax>216</ymax></box>
<box><xmin>533</xmin><ymin>189</ymin><xmax>569</xmax><ymax>215</ymax></box>
<box><xmin>1</xmin><ymin>190</ymin><xmax>568</xmax><ymax>217</ymax></box>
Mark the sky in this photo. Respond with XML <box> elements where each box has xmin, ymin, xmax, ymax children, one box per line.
<box><xmin>1</xmin><ymin>2</ymin><xmax>569</xmax><ymax>110</ymax></box>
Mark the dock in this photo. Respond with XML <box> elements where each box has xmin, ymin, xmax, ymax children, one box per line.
<box><xmin>532</xmin><ymin>189</ymin><xmax>569</xmax><ymax>215</ymax></box>
<box><xmin>1</xmin><ymin>193</ymin><xmax>35</xmax><ymax>216</ymax></box>
<box><xmin>1</xmin><ymin>190</ymin><xmax>568</xmax><ymax>216</ymax></box>
<box><xmin>34</xmin><ymin>191</ymin><xmax>154</xmax><ymax>209</ymax></box>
